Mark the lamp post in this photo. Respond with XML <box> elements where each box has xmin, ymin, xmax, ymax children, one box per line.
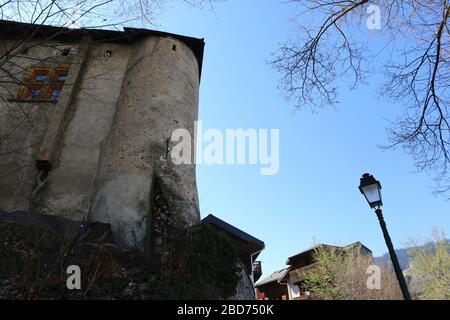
<box><xmin>358</xmin><ymin>173</ymin><xmax>412</xmax><ymax>300</ymax></box>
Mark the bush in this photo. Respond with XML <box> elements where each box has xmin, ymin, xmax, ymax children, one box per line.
<box><xmin>407</xmin><ymin>229</ymin><xmax>450</xmax><ymax>300</ymax></box>
<box><xmin>300</xmin><ymin>246</ymin><xmax>402</xmax><ymax>300</ymax></box>
<box><xmin>0</xmin><ymin>221</ymin><xmax>240</xmax><ymax>300</ymax></box>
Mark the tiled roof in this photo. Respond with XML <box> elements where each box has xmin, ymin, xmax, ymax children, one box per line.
<box><xmin>255</xmin><ymin>268</ymin><xmax>289</xmax><ymax>287</ymax></box>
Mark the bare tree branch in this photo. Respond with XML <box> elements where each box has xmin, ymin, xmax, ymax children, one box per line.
<box><xmin>272</xmin><ymin>0</ymin><xmax>450</xmax><ymax>198</ymax></box>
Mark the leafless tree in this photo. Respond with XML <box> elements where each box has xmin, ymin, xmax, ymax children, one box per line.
<box><xmin>271</xmin><ymin>1</ymin><xmax>450</xmax><ymax>197</ymax></box>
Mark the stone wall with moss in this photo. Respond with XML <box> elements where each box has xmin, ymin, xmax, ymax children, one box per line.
<box><xmin>0</xmin><ymin>218</ymin><xmax>241</xmax><ymax>300</ymax></box>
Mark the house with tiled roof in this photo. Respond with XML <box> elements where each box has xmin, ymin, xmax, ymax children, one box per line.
<box><xmin>256</xmin><ymin>242</ymin><xmax>372</xmax><ymax>300</ymax></box>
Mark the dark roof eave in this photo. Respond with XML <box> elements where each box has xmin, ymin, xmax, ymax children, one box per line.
<box><xmin>0</xmin><ymin>20</ymin><xmax>205</xmax><ymax>79</ymax></box>
<box><xmin>286</xmin><ymin>242</ymin><xmax>373</xmax><ymax>265</ymax></box>
<box><xmin>201</xmin><ymin>214</ymin><xmax>265</xmax><ymax>252</ymax></box>
<box><xmin>255</xmin><ymin>268</ymin><xmax>290</xmax><ymax>287</ymax></box>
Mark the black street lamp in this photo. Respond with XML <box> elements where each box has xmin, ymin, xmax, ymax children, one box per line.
<box><xmin>359</xmin><ymin>173</ymin><xmax>412</xmax><ymax>300</ymax></box>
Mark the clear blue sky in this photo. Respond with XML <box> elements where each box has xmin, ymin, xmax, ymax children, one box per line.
<box><xmin>158</xmin><ymin>1</ymin><xmax>450</xmax><ymax>278</ymax></box>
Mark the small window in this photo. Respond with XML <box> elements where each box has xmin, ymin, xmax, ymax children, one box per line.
<box><xmin>53</xmin><ymin>67</ymin><xmax>69</xmax><ymax>82</ymax></box>
<box><xmin>26</xmin><ymin>87</ymin><xmax>43</xmax><ymax>100</ymax></box>
<box><xmin>35</xmin><ymin>75</ymin><xmax>48</xmax><ymax>82</ymax></box>
<box><xmin>50</xmin><ymin>89</ymin><xmax>62</xmax><ymax>101</ymax></box>
<box><xmin>17</xmin><ymin>67</ymin><xmax>69</xmax><ymax>102</ymax></box>
<box><xmin>26</xmin><ymin>67</ymin><xmax>50</xmax><ymax>82</ymax></box>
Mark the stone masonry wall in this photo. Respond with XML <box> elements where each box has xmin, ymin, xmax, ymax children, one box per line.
<box><xmin>0</xmin><ymin>34</ymin><xmax>201</xmax><ymax>248</ymax></box>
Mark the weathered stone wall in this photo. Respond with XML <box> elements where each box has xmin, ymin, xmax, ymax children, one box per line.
<box><xmin>0</xmin><ymin>40</ymin><xmax>76</xmax><ymax>212</ymax></box>
<box><xmin>33</xmin><ymin>41</ymin><xmax>131</xmax><ymax>220</ymax></box>
<box><xmin>0</xmin><ymin>34</ymin><xmax>201</xmax><ymax>248</ymax></box>
<box><xmin>229</xmin><ymin>261</ymin><xmax>256</xmax><ymax>300</ymax></box>
<box><xmin>89</xmin><ymin>36</ymin><xmax>200</xmax><ymax>246</ymax></box>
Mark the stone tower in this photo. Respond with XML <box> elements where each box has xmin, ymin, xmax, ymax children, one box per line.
<box><xmin>0</xmin><ymin>21</ymin><xmax>204</xmax><ymax>247</ymax></box>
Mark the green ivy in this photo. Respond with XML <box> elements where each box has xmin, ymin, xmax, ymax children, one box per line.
<box><xmin>0</xmin><ymin>221</ymin><xmax>241</xmax><ymax>300</ymax></box>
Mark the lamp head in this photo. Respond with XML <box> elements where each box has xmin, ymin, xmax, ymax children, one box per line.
<box><xmin>359</xmin><ymin>173</ymin><xmax>383</xmax><ymax>209</ymax></box>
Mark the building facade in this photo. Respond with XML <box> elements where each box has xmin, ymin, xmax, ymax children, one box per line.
<box><xmin>201</xmin><ymin>214</ymin><xmax>265</xmax><ymax>300</ymax></box>
<box><xmin>0</xmin><ymin>20</ymin><xmax>204</xmax><ymax>247</ymax></box>
<box><xmin>256</xmin><ymin>242</ymin><xmax>372</xmax><ymax>300</ymax></box>
<box><xmin>255</xmin><ymin>268</ymin><xmax>289</xmax><ymax>300</ymax></box>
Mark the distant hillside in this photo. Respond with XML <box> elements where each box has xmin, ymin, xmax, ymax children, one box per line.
<box><xmin>374</xmin><ymin>240</ymin><xmax>450</xmax><ymax>270</ymax></box>
<box><xmin>374</xmin><ymin>248</ymin><xmax>413</xmax><ymax>270</ymax></box>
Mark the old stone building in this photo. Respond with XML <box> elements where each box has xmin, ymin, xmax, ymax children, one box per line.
<box><xmin>0</xmin><ymin>20</ymin><xmax>204</xmax><ymax>247</ymax></box>
<box><xmin>202</xmin><ymin>214</ymin><xmax>265</xmax><ymax>300</ymax></box>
